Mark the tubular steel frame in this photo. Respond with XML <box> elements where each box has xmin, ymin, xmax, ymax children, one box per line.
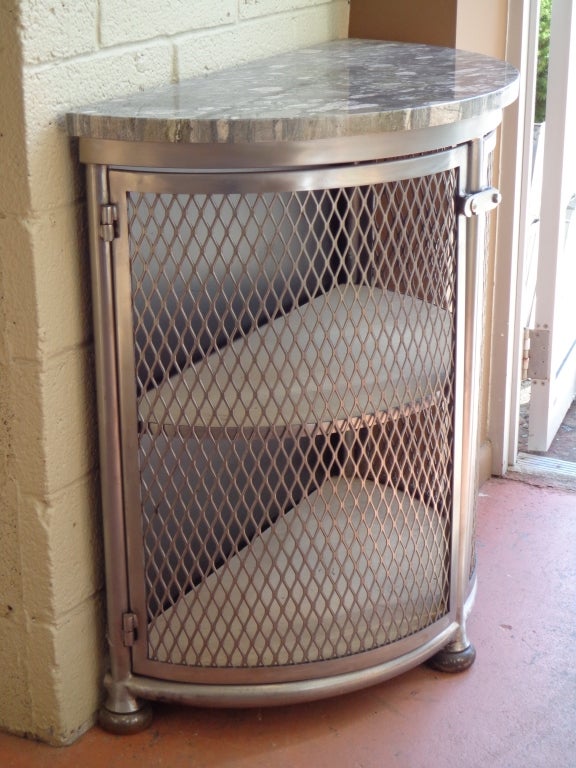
<box><xmin>84</xmin><ymin>119</ymin><xmax>499</xmax><ymax>727</ymax></box>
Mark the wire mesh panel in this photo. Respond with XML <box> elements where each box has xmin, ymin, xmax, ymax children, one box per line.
<box><xmin>114</xmin><ymin>157</ymin><xmax>462</xmax><ymax>680</ymax></box>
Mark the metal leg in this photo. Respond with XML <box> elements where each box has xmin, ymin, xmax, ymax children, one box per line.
<box><xmin>98</xmin><ymin>675</ymin><xmax>154</xmax><ymax>735</ymax></box>
<box><xmin>87</xmin><ymin>165</ymin><xmax>151</xmax><ymax>735</ymax></box>
<box><xmin>426</xmin><ymin>136</ymin><xmax>492</xmax><ymax>679</ymax></box>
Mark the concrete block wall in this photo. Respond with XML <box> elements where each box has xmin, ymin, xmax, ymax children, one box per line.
<box><xmin>0</xmin><ymin>0</ymin><xmax>349</xmax><ymax>745</ymax></box>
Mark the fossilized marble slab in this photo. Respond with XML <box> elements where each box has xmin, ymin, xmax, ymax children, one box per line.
<box><xmin>67</xmin><ymin>39</ymin><xmax>519</xmax><ymax>144</ymax></box>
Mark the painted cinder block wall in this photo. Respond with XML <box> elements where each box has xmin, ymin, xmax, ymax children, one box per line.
<box><xmin>0</xmin><ymin>0</ymin><xmax>349</xmax><ymax>745</ymax></box>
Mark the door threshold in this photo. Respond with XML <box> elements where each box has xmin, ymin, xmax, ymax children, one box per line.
<box><xmin>507</xmin><ymin>452</ymin><xmax>576</xmax><ymax>491</ymax></box>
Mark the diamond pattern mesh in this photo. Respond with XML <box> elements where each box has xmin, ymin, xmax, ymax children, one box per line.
<box><xmin>126</xmin><ymin>169</ymin><xmax>458</xmax><ymax>669</ymax></box>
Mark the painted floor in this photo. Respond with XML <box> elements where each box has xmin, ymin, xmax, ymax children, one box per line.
<box><xmin>0</xmin><ymin>476</ymin><xmax>575</xmax><ymax>768</ymax></box>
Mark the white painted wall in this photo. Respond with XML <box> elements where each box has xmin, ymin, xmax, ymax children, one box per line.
<box><xmin>0</xmin><ymin>0</ymin><xmax>349</xmax><ymax>744</ymax></box>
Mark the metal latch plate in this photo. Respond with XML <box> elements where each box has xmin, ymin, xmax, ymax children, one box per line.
<box><xmin>527</xmin><ymin>328</ymin><xmax>550</xmax><ymax>380</ymax></box>
<box><xmin>458</xmin><ymin>187</ymin><xmax>502</xmax><ymax>217</ymax></box>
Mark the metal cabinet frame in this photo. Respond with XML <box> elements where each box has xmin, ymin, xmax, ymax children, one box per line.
<box><xmin>83</xmin><ymin>116</ymin><xmax>499</xmax><ymax>730</ymax></box>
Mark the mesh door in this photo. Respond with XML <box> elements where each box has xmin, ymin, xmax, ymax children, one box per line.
<box><xmin>119</xmin><ymin>162</ymin><xmax>460</xmax><ymax>677</ymax></box>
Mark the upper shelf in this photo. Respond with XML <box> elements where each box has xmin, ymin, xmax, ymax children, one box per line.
<box><xmin>66</xmin><ymin>39</ymin><xmax>519</xmax><ymax>146</ymax></box>
<box><xmin>138</xmin><ymin>285</ymin><xmax>453</xmax><ymax>433</ymax></box>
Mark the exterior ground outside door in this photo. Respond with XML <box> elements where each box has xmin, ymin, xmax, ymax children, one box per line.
<box><xmin>528</xmin><ymin>0</ymin><xmax>576</xmax><ymax>451</ymax></box>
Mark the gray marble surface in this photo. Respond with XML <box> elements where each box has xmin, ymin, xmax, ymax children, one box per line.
<box><xmin>67</xmin><ymin>39</ymin><xmax>519</xmax><ymax>144</ymax></box>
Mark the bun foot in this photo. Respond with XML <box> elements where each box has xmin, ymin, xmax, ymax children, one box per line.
<box><xmin>427</xmin><ymin>642</ymin><xmax>476</xmax><ymax>673</ymax></box>
<box><xmin>98</xmin><ymin>703</ymin><xmax>154</xmax><ymax>735</ymax></box>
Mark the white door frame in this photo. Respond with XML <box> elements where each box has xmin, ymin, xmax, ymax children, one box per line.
<box><xmin>488</xmin><ymin>0</ymin><xmax>540</xmax><ymax>475</ymax></box>
<box><xmin>528</xmin><ymin>0</ymin><xmax>576</xmax><ymax>451</ymax></box>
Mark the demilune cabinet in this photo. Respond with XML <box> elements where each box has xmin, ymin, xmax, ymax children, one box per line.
<box><xmin>67</xmin><ymin>40</ymin><xmax>518</xmax><ymax>732</ymax></box>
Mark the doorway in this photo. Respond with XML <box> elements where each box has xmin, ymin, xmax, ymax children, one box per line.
<box><xmin>514</xmin><ymin>0</ymin><xmax>576</xmax><ymax>485</ymax></box>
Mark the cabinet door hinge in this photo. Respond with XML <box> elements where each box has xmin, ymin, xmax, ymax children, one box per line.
<box><xmin>457</xmin><ymin>187</ymin><xmax>502</xmax><ymax>217</ymax></box>
<box><xmin>527</xmin><ymin>327</ymin><xmax>550</xmax><ymax>381</ymax></box>
<box><xmin>122</xmin><ymin>612</ymin><xmax>138</xmax><ymax>647</ymax></box>
<box><xmin>99</xmin><ymin>203</ymin><xmax>118</xmax><ymax>242</ymax></box>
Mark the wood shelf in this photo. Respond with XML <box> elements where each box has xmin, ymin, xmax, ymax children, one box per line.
<box><xmin>139</xmin><ymin>285</ymin><xmax>452</xmax><ymax>435</ymax></box>
<box><xmin>148</xmin><ymin>477</ymin><xmax>448</xmax><ymax>669</ymax></box>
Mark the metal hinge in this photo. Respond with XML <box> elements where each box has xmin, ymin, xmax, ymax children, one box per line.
<box><xmin>99</xmin><ymin>203</ymin><xmax>118</xmax><ymax>242</ymax></box>
<box><xmin>527</xmin><ymin>327</ymin><xmax>550</xmax><ymax>380</ymax></box>
<box><xmin>458</xmin><ymin>187</ymin><xmax>502</xmax><ymax>217</ymax></box>
<box><xmin>122</xmin><ymin>612</ymin><xmax>138</xmax><ymax>647</ymax></box>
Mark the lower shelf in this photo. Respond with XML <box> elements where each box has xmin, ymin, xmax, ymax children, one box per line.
<box><xmin>147</xmin><ymin>477</ymin><xmax>449</xmax><ymax>670</ymax></box>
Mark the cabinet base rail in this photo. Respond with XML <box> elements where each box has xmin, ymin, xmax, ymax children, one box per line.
<box><xmin>98</xmin><ymin>586</ymin><xmax>476</xmax><ymax>734</ymax></box>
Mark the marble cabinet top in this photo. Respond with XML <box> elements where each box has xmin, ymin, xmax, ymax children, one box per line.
<box><xmin>67</xmin><ymin>39</ymin><xmax>519</xmax><ymax>144</ymax></box>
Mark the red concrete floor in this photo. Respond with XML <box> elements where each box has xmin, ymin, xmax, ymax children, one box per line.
<box><xmin>1</xmin><ymin>477</ymin><xmax>575</xmax><ymax>768</ymax></box>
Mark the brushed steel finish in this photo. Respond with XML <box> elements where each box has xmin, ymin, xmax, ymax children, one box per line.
<box><xmin>86</xmin><ymin>165</ymin><xmax>133</xmax><ymax>690</ymax></box>
<box><xmin>122</xmin><ymin>622</ymin><xmax>461</xmax><ymax>708</ymax></box>
<box><xmin>105</xmin><ymin>150</ymin><xmax>461</xmax><ymax>686</ymax></box>
<box><xmin>83</xmin><ymin>124</ymin><xmax>495</xmax><ymax>717</ymax></box>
